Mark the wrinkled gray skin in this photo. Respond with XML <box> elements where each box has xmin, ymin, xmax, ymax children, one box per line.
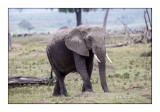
<box><xmin>46</xmin><ymin>25</ymin><xmax>109</xmax><ymax>96</ymax></box>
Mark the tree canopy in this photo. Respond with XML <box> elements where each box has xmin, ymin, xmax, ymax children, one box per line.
<box><xmin>58</xmin><ymin>8</ymin><xmax>97</xmax><ymax>26</ymax></box>
<box><xmin>18</xmin><ymin>20</ymin><xmax>34</xmax><ymax>33</ymax></box>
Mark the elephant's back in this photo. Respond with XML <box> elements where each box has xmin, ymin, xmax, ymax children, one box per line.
<box><xmin>47</xmin><ymin>26</ymin><xmax>72</xmax><ymax>45</ymax></box>
<box><xmin>46</xmin><ymin>26</ymin><xmax>72</xmax><ymax>54</ymax></box>
<box><xmin>46</xmin><ymin>27</ymin><xmax>76</xmax><ymax>74</ymax></box>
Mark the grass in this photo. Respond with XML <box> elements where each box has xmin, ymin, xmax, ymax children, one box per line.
<box><xmin>8</xmin><ymin>36</ymin><xmax>152</xmax><ymax>104</ymax></box>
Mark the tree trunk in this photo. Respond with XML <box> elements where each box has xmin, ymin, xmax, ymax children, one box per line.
<box><xmin>8</xmin><ymin>19</ymin><xmax>11</xmax><ymax>50</ymax></box>
<box><xmin>103</xmin><ymin>9</ymin><xmax>109</xmax><ymax>30</ymax></box>
<box><xmin>8</xmin><ymin>32</ymin><xmax>11</xmax><ymax>50</ymax></box>
<box><xmin>144</xmin><ymin>10</ymin><xmax>149</xmax><ymax>31</ymax></box>
<box><xmin>8</xmin><ymin>75</ymin><xmax>55</xmax><ymax>86</ymax></box>
<box><xmin>75</xmin><ymin>8</ymin><xmax>82</xmax><ymax>26</ymax></box>
<box><xmin>144</xmin><ymin>9</ymin><xmax>152</xmax><ymax>43</ymax></box>
<box><xmin>118</xmin><ymin>18</ymin><xmax>130</xmax><ymax>38</ymax></box>
<box><xmin>146</xmin><ymin>9</ymin><xmax>152</xmax><ymax>28</ymax></box>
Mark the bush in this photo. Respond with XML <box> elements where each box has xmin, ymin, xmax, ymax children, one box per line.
<box><xmin>44</xmin><ymin>74</ymin><xmax>56</xmax><ymax>85</ymax></box>
<box><xmin>114</xmin><ymin>73</ymin><xmax>121</xmax><ymax>77</ymax></box>
<box><xmin>122</xmin><ymin>72</ymin><xmax>130</xmax><ymax>79</ymax></box>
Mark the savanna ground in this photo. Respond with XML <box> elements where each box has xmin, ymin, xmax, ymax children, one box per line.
<box><xmin>8</xmin><ymin>35</ymin><xmax>152</xmax><ymax>104</ymax></box>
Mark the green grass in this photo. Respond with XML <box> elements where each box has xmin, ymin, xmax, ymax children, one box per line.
<box><xmin>8</xmin><ymin>36</ymin><xmax>152</xmax><ymax>103</ymax></box>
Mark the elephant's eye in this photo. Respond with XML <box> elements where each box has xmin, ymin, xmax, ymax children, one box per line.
<box><xmin>88</xmin><ymin>36</ymin><xmax>92</xmax><ymax>42</ymax></box>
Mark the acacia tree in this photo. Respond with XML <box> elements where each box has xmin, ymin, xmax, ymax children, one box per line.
<box><xmin>58</xmin><ymin>8</ymin><xmax>96</xmax><ymax>26</ymax></box>
<box><xmin>18</xmin><ymin>20</ymin><xmax>34</xmax><ymax>33</ymax></box>
<box><xmin>59</xmin><ymin>8</ymin><xmax>81</xmax><ymax>26</ymax></box>
<box><xmin>54</xmin><ymin>8</ymin><xmax>110</xmax><ymax>28</ymax></box>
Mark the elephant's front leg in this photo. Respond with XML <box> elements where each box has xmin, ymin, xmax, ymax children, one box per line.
<box><xmin>82</xmin><ymin>52</ymin><xmax>94</xmax><ymax>92</ymax></box>
<box><xmin>73</xmin><ymin>52</ymin><xmax>93</xmax><ymax>92</ymax></box>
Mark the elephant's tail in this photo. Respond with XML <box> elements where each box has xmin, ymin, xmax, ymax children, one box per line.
<box><xmin>46</xmin><ymin>45</ymin><xmax>54</xmax><ymax>72</ymax></box>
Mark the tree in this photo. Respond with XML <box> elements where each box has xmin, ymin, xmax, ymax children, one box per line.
<box><xmin>18</xmin><ymin>20</ymin><xmax>34</xmax><ymax>33</ymax></box>
<box><xmin>58</xmin><ymin>8</ymin><xmax>96</xmax><ymax>26</ymax></box>
<box><xmin>8</xmin><ymin>32</ymin><xmax>11</xmax><ymax>50</ymax></box>
<box><xmin>143</xmin><ymin>9</ymin><xmax>152</xmax><ymax>43</ymax></box>
<box><xmin>8</xmin><ymin>19</ymin><xmax>11</xmax><ymax>50</ymax></box>
<box><xmin>145</xmin><ymin>9</ymin><xmax>152</xmax><ymax>28</ymax></box>
<box><xmin>103</xmin><ymin>8</ymin><xmax>109</xmax><ymax>30</ymax></box>
<box><xmin>59</xmin><ymin>8</ymin><xmax>82</xmax><ymax>26</ymax></box>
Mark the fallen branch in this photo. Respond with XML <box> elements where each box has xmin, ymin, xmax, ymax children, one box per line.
<box><xmin>105</xmin><ymin>35</ymin><xmax>147</xmax><ymax>48</ymax></box>
<box><xmin>106</xmin><ymin>42</ymin><xmax>129</xmax><ymax>48</ymax></box>
<box><xmin>8</xmin><ymin>75</ymin><xmax>56</xmax><ymax>87</ymax></box>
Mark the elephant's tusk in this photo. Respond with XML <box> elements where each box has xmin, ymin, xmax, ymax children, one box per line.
<box><xmin>106</xmin><ymin>53</ymin><xmax>113</xmax><ymax>64</ymax></box>
<box><xmin>94</xmin><ymin>54</ymin><xmax>101</xmax><ymax>63</ymax></box>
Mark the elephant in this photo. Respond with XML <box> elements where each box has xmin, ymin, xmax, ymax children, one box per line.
<box><xmin>46</xmin><ymin>25</ymin><xmax>112</xmax><ymax>96</ymax></box>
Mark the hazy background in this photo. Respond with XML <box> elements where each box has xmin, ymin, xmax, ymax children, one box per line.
<box><xmin>9</xmin><ymin>8</ymin><xmax>151</xmax><ymax>34</ymax></box>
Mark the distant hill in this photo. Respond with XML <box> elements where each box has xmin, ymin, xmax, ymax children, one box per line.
<box><xmin>9</xmin><ymin>8</ymin><xmax>151</xmax><ymax>34</ymax></box>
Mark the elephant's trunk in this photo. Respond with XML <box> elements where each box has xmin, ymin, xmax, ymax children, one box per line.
<box><xmin>98</xmin><ymin>58</ymin><xmax>109</xmax><ymax>92</ymax></box>
<box><xmin>93</xmin><ymin>45</ymin><xmax>109</xmax><ymax>92</ymax></box>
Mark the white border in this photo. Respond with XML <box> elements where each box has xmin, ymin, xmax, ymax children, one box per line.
<box><xmin>1</xmin><ymin>0</ymin><xmax>160</xmax><ymax>112</ymax></box>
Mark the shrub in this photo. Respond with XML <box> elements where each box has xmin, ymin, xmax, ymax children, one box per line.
<box><xmin>129</xmin><ymin>60</ymin><xmax>135</xmax><ymax>65</ymax></box>
<box><xmin>44</xmin><ymin>74</ymin><xmax>56</xmax><ymax>85</ymax></box>
<box><xmin>114</xmin><ymin>73</ymin><xmax>121</xmax><ymax>77</ymax></box>
<box><xmin>135</xmin><ymin>72</ymin><xmax>140</xmax><ymax>77</ymax></box>
<box><xmin>122</xmin><ymin>72</ymin><xmax>130</xmax><ymax>79</ymax></box>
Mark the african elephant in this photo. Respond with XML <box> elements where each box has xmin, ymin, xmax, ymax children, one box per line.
<box><xmin>46</xmin><ymin>25</ymin><xmax>112</xmax><ymax>96</ymax></box>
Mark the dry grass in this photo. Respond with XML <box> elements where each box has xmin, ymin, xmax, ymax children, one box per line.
<box><xmin>8</xmin><ymin>36</ymin><xmax>152</xmax><ymax>104</ymax></box>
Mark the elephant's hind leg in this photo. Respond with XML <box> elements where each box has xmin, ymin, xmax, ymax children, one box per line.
<box><xmin>53</xmin><ymin>77</ymin><xmax>61</xmax><ymax>96</ymax></box>
<box><xmin>52</xmin><ymin>70</ymin><xmax>68</xmax><ymax>96</ymax></box>
<box><xmin>47</xmin><ymin>53</ymin><xmax>68</xmax><ymax>96</ymax></box>
<box><xmin>57</xmin><ymin>72</ymin><xmax>68</xmax><ymax>96</ymax></box>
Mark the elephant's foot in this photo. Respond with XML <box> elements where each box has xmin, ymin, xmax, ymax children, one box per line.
<box><xmin>60</xmin><ymin>90</ymin><xmax>68</xmax><ymax>97</ymax></box>
<box><xmin>53</xmin><ymin>92</ymin><xmax>68</xmax><ymax>97</ymax></box>
<box><xmin>83</xmin><ymin>89</ymin><xmax>94</xmax><ymax>93</ymax></box>
<box><xmin>103</xmin><ymin>88</ymin><xmax>110</xmax><ymax>93</ymax></box>
<box><xmin>53</xmin><ymin>88</ymin><xmax>61</xmax><ymax>96</ymax></box>
<box><xmin>53</xmin><ymin>91</ymin><xmax>61</xmax><ymax>96</ymax></box>
<box><xmin>60</xmin><ymin>92</ymin><xmax>68</xmax><ymax>97</ymax></box>
<box><xmin>82</xmin><ymin>85</ymin><xmax>85</xmax><ymax>92</ymax></box>
<box><xmin>82</xmin><ymin>84</ymin><xmax>94</xmax><ymax>93</ymax></box>
<box><xmin>53</xmin><ymin>90</ymin><xmax>68</xmax><ymax>97</ymax></box>
<box><xmin>53</xmin><ymin>93</ymin><xmax>60</xmax><ymax>96</ymax></box>
<box><xmin>104</xmin><ymin>89</ymin><xmax>110</xmax><ymax>93</ymax></box>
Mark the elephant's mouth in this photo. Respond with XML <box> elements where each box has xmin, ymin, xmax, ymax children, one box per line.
<box><xmin>93</xmin><ymin>46</ymin><xmax>112</xmax><ymax>63</ymax></box>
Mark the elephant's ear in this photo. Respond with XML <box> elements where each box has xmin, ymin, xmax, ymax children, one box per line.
<box><xmin>64</xmin><ymin>28</ymin><xmax>89</xmax><ymax>57</ymax></box>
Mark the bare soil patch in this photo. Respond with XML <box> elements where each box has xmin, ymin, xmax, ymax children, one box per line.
<box><xmin>140</xmin><ymin>51</ymin><xmax>151</xmax><ymax>57</ymax></box>
<box><xmin>12</xmin><ymin>44</ymin><xmax>23</xmax><ymax>49</ymax></box>
<box><xmin>29</xmin><ymin>50</ymin><xmax>45</xmax><ymax>55</ymax></box>
<box><xmin>141</xmin><ymin>94</ymin><xmax>152</xmax><ymax>100</ymax></box>
<box><xmin>129</xmin><ymin>45</ymin><xmax>139</xmax><ymax>48</ymax></box>
<box><xmin>125</xmin><ymin>86</ymin><xmax>143</xmax><ymax>91</ymax></box>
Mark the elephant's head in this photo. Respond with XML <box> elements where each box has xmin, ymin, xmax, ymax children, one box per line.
<box><xmin>64</xmin><ymin>25</ymin><xmax>112</xmax><ymax>92</ymax></box>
